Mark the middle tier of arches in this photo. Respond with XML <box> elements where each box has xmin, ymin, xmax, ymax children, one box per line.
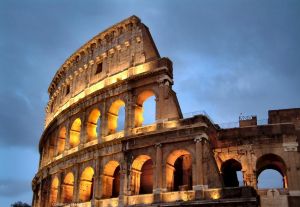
<box><xmin>41</xmin><ymin>90</ymin><xmax>159</xmax><ymax>167</ymax></box>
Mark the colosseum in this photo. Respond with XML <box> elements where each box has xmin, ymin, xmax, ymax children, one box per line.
<box><xmin>32</xmin><ymin>16</ymin><xmax>300</xmax><ymax>207</ymax></box>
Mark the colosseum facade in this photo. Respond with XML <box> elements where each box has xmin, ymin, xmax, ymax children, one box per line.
<box><xmin>32</xmin><ymin>16</ymin><xmax>300</xmax><ymax>207</ymax></box>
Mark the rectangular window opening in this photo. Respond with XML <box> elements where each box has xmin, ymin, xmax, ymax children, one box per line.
<box><xmin>95</xmin><ymin>62</ymin><xmax>103</xmax><ymax>74</ymax></box>
<box><xmin>66</xmin><ymin>84</ymin><xmax>70</xmax><ymax>95</ymax></box>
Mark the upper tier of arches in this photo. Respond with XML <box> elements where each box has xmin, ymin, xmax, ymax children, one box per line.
<box><xmin>45</xmin><ymin>15</ymin><xmax>161</xmax><ymax>128</ymax></box>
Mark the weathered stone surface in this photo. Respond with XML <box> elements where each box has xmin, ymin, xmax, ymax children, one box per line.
<box><xmin>32</xmin><ymin>16</ymin><xmax>299</xmax><ymax>207</ymax></box>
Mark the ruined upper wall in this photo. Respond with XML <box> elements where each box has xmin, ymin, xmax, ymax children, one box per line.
<box><xmin>45</xmin><ymin>16</ymin><xmax>161</xmax><ymax>127</ymax></box>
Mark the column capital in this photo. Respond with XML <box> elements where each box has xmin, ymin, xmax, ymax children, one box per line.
<box><xmin>155</xmin><ymin>143</ymin><xmax>162</xmax><ymax>148</ymax></box>
<box><xmin>194</xmin><ymin>133</ymin><xmax>209</xmax><ymax>143</ymax></box>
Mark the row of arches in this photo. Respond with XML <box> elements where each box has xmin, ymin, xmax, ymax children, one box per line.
<box><xmin>48</xmin><ymin>149</ymin><xmax>194</xmax><ymax>205</ymax></box>
<box><xmin>44</xmin><ymin>91</ymin><xmax>156</xmax><ymax>162</ymax></box>
<box><xmin>220</xmin><ymin>153</ymin><xmax>288</xmax><ymax>189</ymax></box>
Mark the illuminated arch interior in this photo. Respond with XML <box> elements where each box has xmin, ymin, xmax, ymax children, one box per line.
<box><xmin>57</xmin><ymin>127</ymin><xmax>66</xmax><ymax>154</ymax></box>
<box><xmin>86</xmin><ymin>109</ymin><xmax>101</xmax><ymax>142</ymax></box>
<box><xmin>49</xmin><ymin>177</ymin><xmax>59</xmax><ymax>205</ymax></box>
<box><xmin>166</xmin><ymin>149</ymin><xmax>192</xmax><ymax>191</ymax></box>
<box><xmin>108</xmin><ymin>100</ymin><xmax>125</xmax><ymax>134</ymax></box>
<box><xmin>62</xmin><ymin>172</ymin><xmax>74</xmax><ymax>203</ymax></box>
<box><xmin>131</xmin><ymin>155</ymin><xmax>153</xmax><ymax>195</ymax></box>
<box><xmin>221</xmin><ymin>159</ymin><xmax>243</xmax><ymax>187</ymax></box>
<box><xmin>135</xmin><ymin>90</ymin><xmax>156</xmax><ymax>127</ymax></box>
<box><xmin>79</xmin><ymin>167</ymin><xmax>95</xmax><ymax>202</ymax></box>
<box><xmin>69</xmin><ymin>118</ymin><xmax>81</xmax><ymax>148</ymax></box>
<box><xmin>102</xmin><ymin>160</ymin><xmax>120</xmax><ymax>198</ymax></box>
<box><xmin>256</xmin><ymin>154</ymin><xmax>287</xmax><ymax>189</ymax></box>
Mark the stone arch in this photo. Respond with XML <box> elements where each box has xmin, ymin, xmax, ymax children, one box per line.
<box><xmin>102</xmin><ymin>160</ymin><xmax>121</xmax><ymax>198</ymax></box>
<box><xmin>79</xmin><ymin>167</ymin><xmax>95</xmax><ymax>202</ymax></box>
<box><xmin>61</xmin><ymin>172</ymin><xmax>74</xmax><ymax>203</ymax></box>
<box><xmin>57</xmin><ymin>127</ymin><xmax>66</xmax><ymax>155</ymax></box>
<box><xmin>69</xmin><ymin>118</ymin><xmax>81</xmax><ymax>148</ymax></box>
<box><xmin>135</xmin><ymin>90</ymin><xmax>157</xmax><ymax>127</ymax></box>
<box><xmin>166</xmin><ymin>149</ymin><xmax>192</xmax><ymax>191</ymax></box>
<box><xmin>221</xmin><ymin>159</ymin><xmax>243</xmax><ymax>187</ymax></box>
<box><xmin>49</xmin><ymin>176</ymin><xmax>59</xmax><ymax>206</ymax></box>
<box><xmin>86</xmin><ymin>108</ymin><xmax>101</xmax><ymax>142</ymax></box>
<box><xmin>130</xmin><ymin>155</ymin><xmax>153</xmax><ymax>195</ymax></box>
<box><xmin>107</xmin><ymin>99</ymin><xmax>125</xmax><ymax>134</ymax></box>
<box><xmin>256</xmin><ymin>153</ymin><xmax>287</xmax><ymax>188</ymax></box>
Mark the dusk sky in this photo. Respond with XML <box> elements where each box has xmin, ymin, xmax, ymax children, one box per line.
<box><xmin>1</xmin><ymin>0</ymin><xmax>300</xmax><ymax>206</ymax></box>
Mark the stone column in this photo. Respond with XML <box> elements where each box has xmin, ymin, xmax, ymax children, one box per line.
<box><xmin>79</xmin><ymin>111</ymin><xmax>86</xmax><ymax>148</ymax></box>
<box><xmin>92</xmin><ymin>158</ymin><xmax>101</xmax><ymax>206</ymax></box>
<box><xmin>125</xmin><ymin>94</ymin><xmax>135</xmax><ymax>136</ymax></box>
<box><xmin>119</xmin><ymin>165</ymin><xmax>128</xmax><ymax>207</ymax></box>
<box><xmin>193</xmin><ymin>134</ymin><xmax>208</xmax><ymax>199</ymax></box>
<box><xmin>56</xmin><ymin>173</ymin><xmax>63</xmax><ymax>204</ymax></box>
<box><xmin>53</xmin><ymin>130</ymin><xmax>59</xmax><ymax>157</ymax></box>
<box><xmin>100</xmin><ymin>102</ymin><xmax>107</xmax><ymax>141</ymax></box>
<box><xmin>73</xmin><ymin>164</ymin><xmax>80</xmax><ymax>202</ymax></box>
<box><xmin>64</xmin><ymin>120</ymin><xmax>71</xmax><ymax>152</ymax></box>
<box><xmin>154</xmin><ymin>143</ymin><xmax>163</xmax><ymax>202</ymax></box>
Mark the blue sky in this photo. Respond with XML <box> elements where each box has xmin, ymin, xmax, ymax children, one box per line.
<box><xmin>0</xmin><ymin>0</ymin><xmax>300</xmax><ymax>206</ymax></box>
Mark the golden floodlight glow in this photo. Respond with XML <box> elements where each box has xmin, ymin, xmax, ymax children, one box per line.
<box><xmin>86</xmin><ymin>109</ymin><xmax>101</xmax><ymax>142</ymax></box>
<box><xmin>210</xmin><ymin>189</ymin><xmax>221</xmax><ymax>200</ymax></box>
<box><xmin>57</xmin><ymin>127</ymin><xmax>66</xmax><ymax>154</ymax></box>
<box><xmin>108</xmin><ymin>100</ymin><xmax>125</xmax><ymax>134</ymax></box>
<box><xmin>132</xmin><ymin>155</ymin><xmax>151</xmax><ymax>171</ymax></box>
<box><xmin>49</xmin><ymin>176</ymin><xmax>59</xmax><ymax>205</ymax></box>
<box><xmin>62</xmin><ymin>172</ymin><xmax>74</xmax><ymax>203</ymax></box>
<box><xmin>102</xmin><ymin>160</ymin><xmax>120</xmax><ymax>198</ymax></box>
<box><xmin>69</xmin><ymin>118</ymin><xmax>81</xmax><ymax>148</ymax></box>
<box><xmin>79</xmin><ymin>167</ymin><xmax>95</xmax><ymax>202</ymax></box>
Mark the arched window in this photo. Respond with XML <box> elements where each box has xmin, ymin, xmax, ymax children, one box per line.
<box><xmin>131</xmin><ymin>155</ymin><xmax>153</xmax><ymax>195</ymax></box>
<box><xmin>69</xmin><ymin>118</ymin><xmax>81</xmax><ymax>148</ymax></box>
<box><xmin>86</xmin><ymin>109</ymin><xmax>101</xmax><ymax>142</ymax></box>
<box><xmin>256</xmin><ymin>154</ymin><xmax>287</xmax><ymax>189</ymax></box>
<box><xmin>57</xmin><ymin>127</ymin><xmax>66</xmax><ymax>155</ymax></box>
<box><xmin>102</xmin><ymin>161</ymin><xmax>120</xmax><ymax>198</ymax></box>
<box><xmin>49</xmin><ymin>177</ymin><xmax>59</xmax><ymax>206</ymax></box>
<box><xmin>221</xmin><ymin>159</ymin><xmax>243</xmax><ymax>187</ymax></box>
<box><xmin>62</xmin><ymin>172</ymin><xmax>74</xmax><ymax>203</ymax></box>
<box><xmin>135</xmin><ymin>90</ymin><xmax>156</xmax><ymax>127</ymax></box>
<box><xmin>79</xmin><ymin>167</ymin><xmax>95</xmax><ymax>202</ymax></box>
<box><xmin>166</xmin><ymin>150</ymin><xmax>192</xmax><ymax>191</ymax></box>
<box><xmin>108</xmin><ymin>100</ymin><xmax>125</xmax><ymax>134</ymax></box>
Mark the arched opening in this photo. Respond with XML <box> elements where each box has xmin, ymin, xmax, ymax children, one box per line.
<box><xmin>62</xmin><ymin>172</ymin><xmax>74</xmax><ymax>203</ymax></box>
<box><xmin>256</xmin><ymin>154</ymin><xmax>287</xmax><ymax>189</ymax></box>
<box><xmin>221</xmin><ymin>159</ymin><xmax>243</xmax><ymax>187</ymax></box>
<box><xmin>102</xmin><ymin>160</ymin><xmax>120</xmax><ymax>198</ymax></box>
<box><xmin>69</xmin><ymin>118</ymin><xmax>81</xmax><ymax>148</ymax></box>
<box><xmin>107</xmin><ymin>100</ymin><xmax>125</xmax><ymax>134</ymax></box>
<box><xmin>86</xmin><ymin>109</ymin><xmax>101</xmax><ymax>142</ymax></box>
<box><xmin>49</xmin><ymin>177</ymin><xmax>59</xmax><ymax>206</ymax></box>
<box><xmin>57</xmin><ymin>127</ymin><xmax>66</xmax><ymax>155</ymax></box>
<box><xmin>79</xmin><ymin>167</ymin><xmax>95</xmax><ymax>202</ymax></box>
<box><xmin>135</xmin><ymin>90</ymin><xmax>156</xmax><ymax>127</ymax></box>
<box><xmin>131</xmin><ymin>155</ymin><xmax>153</xmax><ymax>195</ymax></box>
<box><xmin>166</xmin><ymin>150</ymin><xmax>192</xmax><ymax>191</ymax></box>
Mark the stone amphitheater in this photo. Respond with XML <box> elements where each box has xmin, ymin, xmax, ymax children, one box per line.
<box><xmin>32</xmin><ymin>16</ymin><xmax>300</xmax><ymax>207</ymax></box>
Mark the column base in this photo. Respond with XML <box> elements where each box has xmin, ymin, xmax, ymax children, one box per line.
<box><xmin>118</xmin><ymin>194</ymin><xmax>127</xmax><ymax>207</ymax></box>
<box><xmin>193</xmin><ymin>185</ymin><xmax>208</xmax><ymax>200</ymax></box>
<box><xmin>153</xmin><ymin>188</ymin><xmax>166</xmax><ymax>203</ymax></box>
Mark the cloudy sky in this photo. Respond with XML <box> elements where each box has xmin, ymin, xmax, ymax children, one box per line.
<box><xmin>0</xmin><ymin>0</ymin><xmax>299</xmax><ymax>206</ymax></box>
